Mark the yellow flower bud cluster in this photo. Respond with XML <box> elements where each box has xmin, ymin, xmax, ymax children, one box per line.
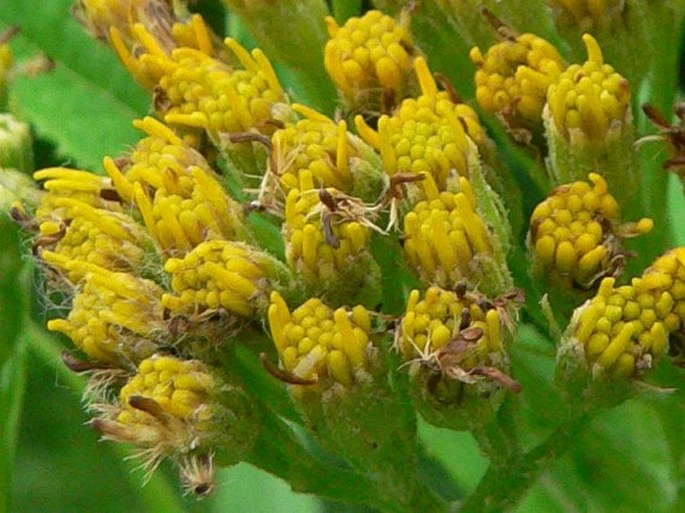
<box><xmin>324</xmin><ymin>10</ymin><xmax>415</xmax><ymax>108</ymax></box>
<box><xmin>356</xmin><ymin>57</ymin><xmax>482</xmax><ymax>203</ymax></box>
<box><xmin>163</xmin><ymin>239</ymin><xmax>287</xmax><ymax>318</ymax></box>
<box><xmin>403</xmin><ymin>177</ymin><xmax>493</xmax><ymax>290</ymax></box>
<box><xmin>92</xmin><ymin>355</ymin><xmax>217</xmax><ymax>483</ymax></box>
<box><xmin>529</xmin><ymin>173</ymin><xmax>652</xmax><ymax>289</ymax></box>
<box><xmin>546</xmin><ymin>34</ymin><xmax>630</xmax><ymax>143</ymax></box>
<box><xmin>398</xmin><ymin>286</ymin><xmax>503</xmax><ymax>371</ymax></box>
<box><xmin>470</xmin><ymin>33</ymin><xmax>565</xmax><ymax>128</ymax></box>
<box><xmin>569</xmin><ymin>276</ymin><xmax>672</xmax><ymax>379</ymax></box>
<box><xmin>283</xmin><ymin>170</ymin><xmax>375</xmax><ymax>302</ymax></box>
<box><xmin>104</xmin><ymin>117</ymin><xmax>249</xmax><ymax>257</ymax></box>
<box><xmin>142</xmin><ymin>38</ymin><xmax>286</xmax><ymax>136</ymax></box>
<box><xmin>268</xmin><ymin>105</ymin><xmax>366</xmax><ymax>200</ymax></box>
<box><xmin>268</xmin><ymin>291</ymin><xmax>374</xmax><ymax>387</ymax></box>
<box><xmin>118</xmin><ymin>355</ymin><xmax>215</xmax><ymax>427</ymax></box>
<box><xmin>37</xmin><ymin>197</ymin><xmax>147</xmax><ymax>283</ymax></box>
<box><xmin>640</xmin><ymin>247</ymin><xmax>685</xmax><ymax>335</ymax></box>
<box><xmin>47</xmin><ymin>266</ymin><xmax>165</xmax><ymax>366</ymax></box>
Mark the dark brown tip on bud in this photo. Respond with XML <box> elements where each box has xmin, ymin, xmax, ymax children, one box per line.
<box><xmin>128</xmin><ymin>395</ymin><xmax>167</xmax><ymax>420</ymax></box>
<box><xmin>100</xmin><ymin>188</ymin><xmax>122</xmax><ymax>202</ymax></box>
<box><xmin>228</xmin><ymin>131</ymin><xmax>272</xmax><ymax>151</ymax></box>
<box><xmin>10</xmin><ymin>206</ymin><xmax>37</xmax><ymax>231</ymax></box>
<box><xmin>61</xmin><ymin>351</ymin><xmax>109</xmax><ymax>373</ymax></box>
<box><xmin>322</xmin><ymin>211</ymin><xmax>341</xmax><ymax>249</ymax></box>
<box><xmin>642</xmin><ymin>103</ymin><xmax>670</xmax><ymax>128</ymax></box>
<box><xmin>259</xmin><ymin>352</ymin><xmax>318</xmax><ymax>385</ymax></box>
<box><xmin>90</xmin><ymin>418</ymin><xmax>119</xmax><ymax>437</ymax></box>
<box><xmin>433</xmin><ymin>72</ymin><xmax>462</xmax><ymax>104</ymax></box>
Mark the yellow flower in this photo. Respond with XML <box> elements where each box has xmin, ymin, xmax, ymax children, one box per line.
<box><xmin>141</xmin><ymin>38</ymin><xmax>286</xmax><ymax>136</ymax></box>
<box><xmin>268</xmin><ymin>291</ymin><xmax>375</xmax><ymax>388</ymax></box>
<box><xmin>355</xmin><ymin>57</ymin><xmax>482</xmax><ymax>204</ymax></box>
<box><xmin>529</xmin><ymin>173</ymin><xmax>653</xmax><ymax>289</ymax></box>
<box><xmin>639</xmin><ymin>247</ymin><xmax>685</xmax><ymax>339</ymax></box>
<box><xmin>36</xmin><ymin>197</ymin><xmax>147</xmax><ymax>283</ymax></box>
<box><xmin>162</xmin><ymin>239</ymin><xmax>290</xmax><ymax>318</ymax></box>
<box><xmin>324</xmin><ymin>9</ymin><xmax>415</xmax><ymax>111</ymax></box>
<box><xmin>470</xmin><ymin>32</ymin><xmax>565</xmax><ymax>129</ymax></box>
<box><xmin>262</xmin><ymin>103</ymin><xmax>384</xmax><ymax>209</ymax></box>
<box><xmin>546</xmin><ymin>33</ymin><xmax>630</xmax><ymax>144</ymax></box>
<box><xmin>47</xmin><ymin>266</ymin><xmax>165</xmax><ymax>366</ymax></box>
<box><xmin>104</xmin><ymin>117</ymin><xmax>250</xmax><ymax>257</ymax></box>
<box><xmin>565</xmin><ymin>276</ymin><xmax>671</xmax><ymax>379</ymax></box>
<box><xmin>282</xmin><ymin>169</ymin><xmax>380</xmax><ymax>306</ymax></box>
<box><xmin>402</xmin><ymin>176</ymin><xmax>495</xmax><ymax>292</ymax></box>
<box><xmin>92</xmin><ymin>355</ymin><xmax>220</xmax><ymax>492</ymax></box>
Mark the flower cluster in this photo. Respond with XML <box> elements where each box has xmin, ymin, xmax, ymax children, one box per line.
<box><xmin>4</xmin><ymin>1</ymin><xmax>685</xmax><ymax>511</ymax></box>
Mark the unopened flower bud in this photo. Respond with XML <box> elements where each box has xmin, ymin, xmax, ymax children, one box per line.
<box><xmin>544</xmin><ymin>34</ymin><xmax>636</xmax><ymax>203</ymax></box>
<box><xmin>355</xmin><ymin>57</ymin><xmax>482</xmax><ymax>205</ymax></box>
<box><xmin>104</xmin><ymin>117</ymin><xmax>251</xmax><ymax>257</ymax></box>
<box><xmin>261</xmin><ymin>103</ymin><xmax>385</xmax><ymax>210</ymax></box>
<box><xmin>162</xmin><ymin>239</ymin><xmax>293</xmax><ymax>319</ymax></box>
<box><xmin>282</xmin><ymin>170</ymin><xmax>381</xmax><ymax>307</ymax></box>
<box><xmin>470</xmin><ymin>32</ymin><xmax>565</xmax><ymax>130</ymax></box>
<box><xmin>324</xmin><ymin>10</ymin><xmax>416</xmax><ymax>114</ymax></box>
<box><xmin>92</xmin><ymin>354</ymin><xmax>258</xmax><ymax>495</ymax></box>
<box><xmin>47</xmin><ymin>267</ymin><xmax>165</xmax><ymax>366</ymax></box>
<box><xmin>547</xmin><ymin>0</ymin><xmax>624</xmax><ymax>29</ymax></box>
<box><xmin>557</xmin><ymin>276</ymin><xmax>671</xmax><ymax>407</ymax></box>
<box><xmin>398</xmin><ymin>286</ymin><xmax>519</xmax><ymax>431</ymax></box>
<box><xmin>402</xmin><ymin>175</ymin><xmax>510</xmax><ymax>296</ymax></box>
<box><xmin>528</xmin><ymin>173</ymin><xmax>653</xmax><ymax>293</ymax></box>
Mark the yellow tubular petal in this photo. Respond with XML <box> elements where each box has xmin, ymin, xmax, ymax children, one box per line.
<box><xmin>103</xmin><ymin>156</ymin><xmax>134</xmax><ymax>202</ymax></box>
<box><xmin>414</xmin><ymin>56</ymin><xmax>438</xmax><ymax>97</ymax></box>
<box><xmin>191</xmin><ymin>14</ymin><xmax>213</xmax><ymax>55</ymax></box>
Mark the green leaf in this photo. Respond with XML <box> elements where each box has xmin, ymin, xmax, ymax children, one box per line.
<box><xmin>1</xmin><ymin>0</ymin><xmax>148</xmax><ymax>171</ymax></box>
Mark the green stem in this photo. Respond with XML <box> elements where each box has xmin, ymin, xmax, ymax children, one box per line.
<box><xmin>459</xmin><ymin>412</ymin><xmax>590</xmax><ymax>513</ymax></box>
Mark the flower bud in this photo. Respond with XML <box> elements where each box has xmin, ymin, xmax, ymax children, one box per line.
<box><xmin>142</xmin><ymin>38</ymin><xmax>286</xmax><ymax>137</ymax></box>
<box><xmin>528</xmin><ymin>173</ymin><xmax>653</xmax><ymax>292</ymax></box>
<box><xmin>35</xmin><ymin>197</ymin><xmax>148</xmax><ymax>284</ymax></box>
<box><xmin>543</xmin><ymin>34</ymin><xmax>636</xmax><ymax>203</ymax></box>
<box><xmin>162</xmin><ymin>239</ymin><xmax>293</xmax><ymax>319</ymax></box>
<box><xmin>103</xmin><ymin>117</ymin><xmax>251</xmax><ymax>257</ymax></box>
<box><xmin>639</xmin><ymin>247</ymin><xmax>685</xmax><ymax>362</ymax></box>
<box><xmin>470</xmin><ymin>32</ymin><xmax>565</xmax><ymax>130</ymax></box>
<box><xmin>397</xmin><ymin>286</ymin><xmax>519</xmax><ymax>431</ymax></box>
<box><xmin>0</xmin><ymin>38</ymin><xmax>12</xmax><ymax>110</ymax></box>
<box><xmin>282</xmin><ymin>169</ymin><xmax>381</xmax><ymax>307</ymax></box>
<box><xmin>47</xmin><ymin>267</ymin><xmax>165</xmax><ymax>366</ymax></box>
<box><xmin>261</xmin><ymin>103</ymin><xmax>385</xmax><ymax>210</ymax></box>
<box><xmin>557</xmin><ymin>276</ymin><xmax>671</xmax><ymax>406</ymax></box>
<box><xmin>402</xmin><ymin>175</ymin><xmax>510</xmax><ymax>297</ymax></box>
<box><xmin>267</xmin><ymin>291</ymin><xmax>433</xmax><ymax>509</ymax></box>
<box><xmin>324</xmin><ymin>10</ymin><xmax>416</xmax><ymax>114</ymax></box>
<box><xmin>92</xmin><ymin>354</ymin><xmax>258</xmax><ymax>495</ymax></box>
<box><xmin>355</xmin><ymin>57</ymin><xmax>482</xmax><ymax>205</ymax></box>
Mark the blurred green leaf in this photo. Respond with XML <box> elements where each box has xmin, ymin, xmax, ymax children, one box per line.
<box><xmin>1</xmin><ymin>0</ymin><xmax>148</xmax><ymax>171</ymax></box>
